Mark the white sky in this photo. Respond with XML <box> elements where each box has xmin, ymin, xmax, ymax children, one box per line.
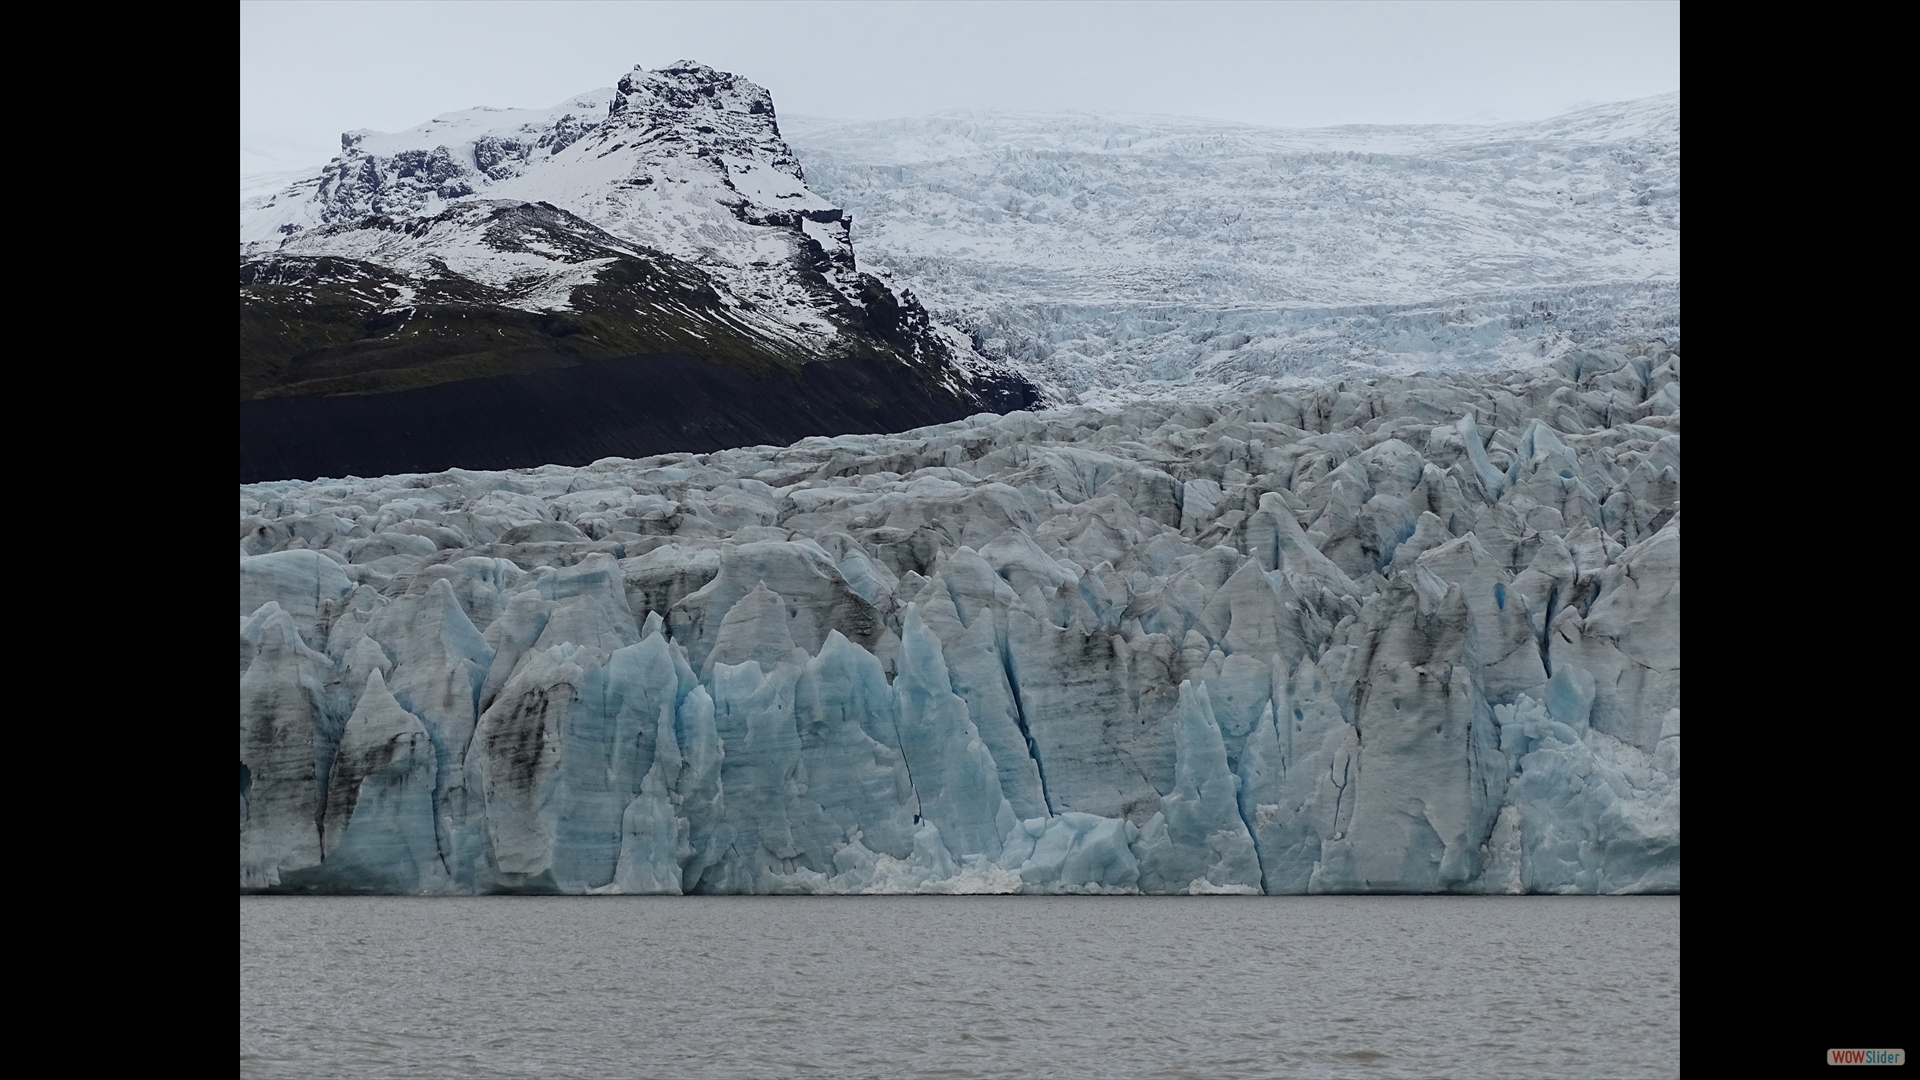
<box><xmin>241</xmin><ymin>0</ymin><xmax>1679</xmax><ymax>174</ymax></box>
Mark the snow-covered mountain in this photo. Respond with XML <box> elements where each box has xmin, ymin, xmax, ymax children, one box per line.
<box><xmin>783</xmin><ymin>95</ymin><xmax>1679</xmax><ymax>402</ymax></box>
<box><xmin>243</xmin><ymin>72</ymin><xmax>879</xmax><ymax>349</ymax></box>
<box><xmin>239</xmin><ymin>63</ymin><xmax>1035</xmax><ymax>480</ymax></box>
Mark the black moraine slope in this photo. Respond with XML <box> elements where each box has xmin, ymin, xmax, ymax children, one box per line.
<box><xmin>240</xmin><ymin>351</ymin><xmax>1040</xmax><ymax>483</ymax></box>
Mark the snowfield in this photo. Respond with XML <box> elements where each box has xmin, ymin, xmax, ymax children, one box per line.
<box><xmin>785</xmin><ymin>95</ymin><xmax>1678</xmax><ymax>401</ymax></box>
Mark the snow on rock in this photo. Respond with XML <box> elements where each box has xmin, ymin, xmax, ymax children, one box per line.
<box><xmin>239</xmin><ymin>349</ymin><xmax>1678</xmax><ymax>893</ymax></box>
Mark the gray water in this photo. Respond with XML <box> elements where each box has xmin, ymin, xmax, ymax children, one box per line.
<box><xmin>240</xmin><ymin>896</ymin><xmax>1678</xmax><ymax>1079</ymax></box>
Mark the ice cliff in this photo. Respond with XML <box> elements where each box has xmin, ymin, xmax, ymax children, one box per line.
<box><xmin>240</xmin><ymin>348</ymin><xmax>1677</xmax><ymax>894</ymax></box>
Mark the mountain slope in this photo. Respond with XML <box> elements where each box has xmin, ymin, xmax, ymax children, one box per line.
<box><xmin>239</xmin><ymin>63</ymin><xmax>1037</xmax><ymax>481</ymax></box>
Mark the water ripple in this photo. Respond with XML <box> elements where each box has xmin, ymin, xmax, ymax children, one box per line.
<box><xmin>242</xmin><ymin>896</ymin><xmax>1678</xmax><ymax>1079</ymax></box>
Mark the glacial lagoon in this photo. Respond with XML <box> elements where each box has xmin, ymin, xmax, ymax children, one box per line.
<box><xmin>241</xmin><ymin>895</ymin><xmax>1679</xmax><ymax>1079</ymax></box>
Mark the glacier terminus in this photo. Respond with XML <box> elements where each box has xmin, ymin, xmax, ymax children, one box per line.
<box><xmin>240</xmin><ymin>351</ymin><xmax>1678</xmax><ymax>895</ymax></box>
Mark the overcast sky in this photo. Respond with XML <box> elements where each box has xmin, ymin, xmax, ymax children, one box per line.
<box><xmin>241</xmin><ymin>0</ymin><xmax>1679</xmax><ymax>173</ymax></box>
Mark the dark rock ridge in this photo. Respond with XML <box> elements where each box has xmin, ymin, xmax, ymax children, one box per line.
<box><xmin>241</xmin><ymin>351</ymin><xmax>1039</xmax><ymax>483</ymax></box>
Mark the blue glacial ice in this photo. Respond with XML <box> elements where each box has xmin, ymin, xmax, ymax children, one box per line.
<box><xmin>240</xmin><ymin>353</ymin><xmax>1678</xmax><ymax>893</ymax></box>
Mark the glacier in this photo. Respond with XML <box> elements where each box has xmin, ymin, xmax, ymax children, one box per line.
<box><xmin>240</xmin><ymin>348</ymin><xmax>1678</xmax><ymax>894</ymax></box>
<box><xmin>783</xmin><ymin>97</ymin><xmax>1679</xmax><ymax>403</ymax></box>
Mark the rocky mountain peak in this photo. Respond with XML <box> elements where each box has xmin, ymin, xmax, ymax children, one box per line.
<box><xmin>611</xmin><ymin>61</ymin><xmax>777</xmax><ymax>123</ymax></box>
<box><xmin>244</xmin><ymin>61</ymin><xmax>823</xmax><ymax>270</ymax></box>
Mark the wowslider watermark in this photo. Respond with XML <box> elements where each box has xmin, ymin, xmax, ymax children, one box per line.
<box><xmin>1829</xmin><ymin>1049</ymin><xmax>1905</xmax><ymax>1066</ymax></box>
